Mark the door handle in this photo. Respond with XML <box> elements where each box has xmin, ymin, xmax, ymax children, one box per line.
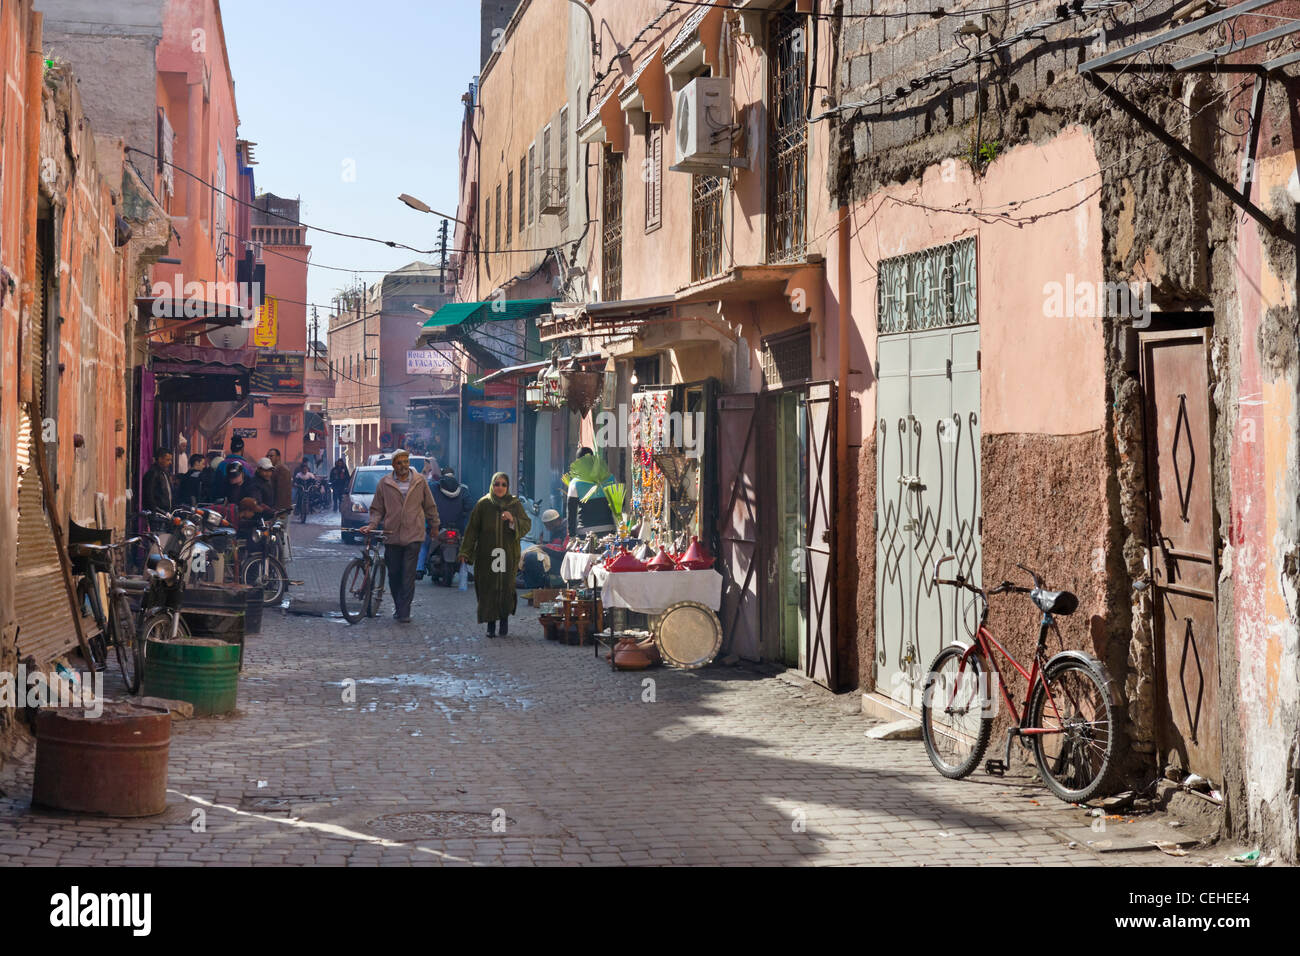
<box><xmin>821</xmin><ymin>529</ymin><xmax>831</xmax><ymax>543</ymax></box>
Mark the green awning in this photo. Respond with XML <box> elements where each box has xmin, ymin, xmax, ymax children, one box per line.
<box><xmin>420</xmin><ymin>297</ymin><xmax>554</xmax><ymax>330</ymax></box>
<box><xmin>421</xmin><ymin>302</ymin><xmax>485</xmax><ymax>329</ymax></box>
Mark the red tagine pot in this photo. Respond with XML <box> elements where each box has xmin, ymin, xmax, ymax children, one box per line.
<box><xmin>605</xmin><ymin>547</ymin><xmax>646</xmax><ymax>573</ymax></box>
<box><xmin>646</xmin><ymin>550</ymin><xmax>677</xmax><ymax>571</ymax></box>
<box><xmin>678</xmin><ymin>536</ymin><xmax>714</xmax><ymax>570</ymax></box>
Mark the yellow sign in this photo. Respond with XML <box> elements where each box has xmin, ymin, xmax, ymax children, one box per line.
<box><xmin>252</xmin><ymin>295</ymin><xmax>278</xmax><ymax>348</ymax></box>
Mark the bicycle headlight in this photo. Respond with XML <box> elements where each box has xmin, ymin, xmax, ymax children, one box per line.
<box><xmin>147</xmin><ymin>554</ymin><xmax>177</xmax><ymax>581</ymax></box>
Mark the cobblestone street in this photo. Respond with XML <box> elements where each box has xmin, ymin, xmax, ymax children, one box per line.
<box><xmin>0</xmin><ymin>517</ymin><xmax>1238</xmax><ymax>866</ymax></box>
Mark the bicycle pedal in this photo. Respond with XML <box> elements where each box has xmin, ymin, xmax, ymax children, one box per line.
<box><xmin>984</xmin><ymin>759</ymin><xmax>1008</xmax><ymax>776</ymax></box>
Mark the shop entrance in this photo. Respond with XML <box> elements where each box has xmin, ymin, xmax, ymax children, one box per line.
<box><xmin>772</xmin><ymin>389</ymin><xmax>808</xmax><ymax>668</ymax></box>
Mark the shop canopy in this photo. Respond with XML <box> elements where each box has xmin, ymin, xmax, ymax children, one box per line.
<box><xmin>420</xmin><ymin>297</ymin><xmax>554</xmax><ymax>330</ymax></box>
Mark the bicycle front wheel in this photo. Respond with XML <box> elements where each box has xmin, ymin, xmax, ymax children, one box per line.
<box><xmin>1029</xmin><ymin>657</ymin><xmax>1118</xmax><ymax>802</ymax></box>
<box><xmin>243</xmin><ymin>555</ymin><xmax>288</xmax><ymax>605</ymax></box>
<box><xmin>340</xmin><ymin>558</ymin><xmax>370</xmax><ymax>624</ymax></box>
<box><xmin>920</xmin><ymin>645</ymin><xmax>993</xmax><ymax>779</ymax></box>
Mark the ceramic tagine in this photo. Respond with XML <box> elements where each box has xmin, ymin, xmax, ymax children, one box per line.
<box><xmin>678</xmin><ymin>535</ymin><xmax>714</xmax><ymax>571</ymax></box>
<box><xmin>605</xmin><ymin>547</ymin><xmax>646</xmax><ymax>573</ymax></box>
<box><xmin>646</xmin><ymin>549</ymin><xmax>677</xmax><ymax>572</ymax></box>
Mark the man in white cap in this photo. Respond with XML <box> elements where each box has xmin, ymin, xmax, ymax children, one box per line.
<box><xmin>365</xmin><ymin>449</ymin><xmax>439</xmax><ymax>623</ymax></box>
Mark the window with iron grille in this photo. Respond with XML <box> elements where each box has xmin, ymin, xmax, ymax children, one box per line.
<box><xmin>558</xmin><ymin>107</ymin><xmax>569</xmax><ymax>214</ymax></box>
<box><xmin>645</xmin><ymin>124</ymin><xmax>663</xmax><ymax>233</ymax></box>
<box><xmin>601</xmin><ymin>147</ymin><xmax>623</xmax><ymax>302</ymax></box>
<box><xmin>506</xmin><ymin>171</ymin><xmax>513</xmax><ymax>248</ymax></box>
<box><xmin>542</xmin><ymin>126</ymin><xmax>552</xmax><ymax>208</ymax></box>
<box><xmin>484</xmin><ymin>193</ymin><xmax>491</xmax><ymax>257</ymax></box>
<box><xmin>519</xmin><ymin>156</ymin><xmax>527</xmax><ymax>233</ymax></box>
<box><xmin>876</xmin><ymin>237</ymin><xmax>978</xmax><ymax>334</ymax></box>
<box><xmin>761</xmin><ymin>329</ymin><xmax>812</xmax><ymax>388</ymax></box>
<box><xmin>691</xmin><ymin>174</ymin><xmax>725</xmax><ymax>282</ymax></box>
<box><xmin>494</xmin><ymin>184</ymin><xmax>501</xmax><ymax>253</ymax></box>
<box><xmin>528</xmin><ymin>145</ymin><xmax>536</xmax><ymax>225</ymax></box>
<box><xmin>767</xmin><ymin>5</ymin><xmax>808</xmax><ymax>264</ymax></box>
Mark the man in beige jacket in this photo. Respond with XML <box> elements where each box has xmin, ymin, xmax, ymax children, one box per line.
<box><xmin>365</xmin><ymin>449</ymin><xmax>439</xmax><ymax>623</ymax></box>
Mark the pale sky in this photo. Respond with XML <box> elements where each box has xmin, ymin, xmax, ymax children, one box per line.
<box><xmin>221</xmin><ymin>0</ymin><xmax>481</xmax><ymax>321</ymax></box>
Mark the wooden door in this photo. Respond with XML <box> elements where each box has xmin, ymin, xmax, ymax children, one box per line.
<box><xmin>718</xmin><ymin>394</ymin><xmax>761</xmax><ymax>660</ymax></box>
<box><xmin>1141</xmin><ymin>331</ymin><xmax>1221</xmax><ymax>783</ymax></box>
<box><xmin>805</xmin><ymin>382</ymin><xmax>836</xmax><ymax>689</ymax></box>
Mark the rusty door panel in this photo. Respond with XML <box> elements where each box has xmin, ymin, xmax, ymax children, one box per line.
<box><xmin>1141</xmin><ymin>331</ymin><xmax>1221</xmax><ymax>783</ymax></box>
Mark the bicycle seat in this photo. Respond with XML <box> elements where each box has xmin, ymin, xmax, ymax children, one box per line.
<box><xmin>1031</xmin><ymin>588</ymin><xmax>1078</xmax><ymax>616</ymax></box>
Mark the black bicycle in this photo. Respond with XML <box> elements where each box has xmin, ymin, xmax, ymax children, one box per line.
<box><xmin>69</xmin><ymin>537</ymin><xmax>146</xmax><ymax>694</ymax></box>
<box><xmin>339</xmin><ymin>529</ymin><xmax>386</xmax><ymax>624</ymax></box>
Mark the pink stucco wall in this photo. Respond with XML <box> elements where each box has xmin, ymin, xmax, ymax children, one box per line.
<box><xmin>845</xmin><ymin>125</ymin><xmax>1106</xmax><ymax>440</ymax></box>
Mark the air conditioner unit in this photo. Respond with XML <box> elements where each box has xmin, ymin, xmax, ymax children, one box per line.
<box><xmin>338</xmin><ymin>424</ymin><xmax>355</xmax><ymax>442</ymax></box>
<box><xmin>271</xmin><ymin>413</ymin><xmax>296</xmax><ymax>434</ymax></box>
<box><xmin>673</xmin><ymin>76</ymin><xmax>736</xmax><ymax>172</ymax></box>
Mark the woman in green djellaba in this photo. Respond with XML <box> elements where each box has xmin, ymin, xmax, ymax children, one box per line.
<box><xmin>459</xmin><ymin>471</ymin><xmax>532</xmax><ymax>637</ymax></box>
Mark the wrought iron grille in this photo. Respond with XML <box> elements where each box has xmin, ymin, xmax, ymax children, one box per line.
<box><xmin>558</xmin><ymin>108</ymin><xmax>569</xmax><ymax>217</ymax></box>
<box><xmin>761</xmin><ymin>330</ymin><xmax>811</xmax><ymax>388</ymax></box>
<box><xmin>505</xmin><ymin>170</ymin><xmax>513</xmax><ymax>248</ymax></box>
<box><xmin>767</xmin><ymin>6</ymin><xmax>808</xmax><ymax>264</ymax></box>
<box><xmin>602</xmin><ymin>148</ymin><xmax>623</xmax><ymax>302</ymax></box>
<box><xmin>519</xmin><ymin>155</ymin><xmax>527</xmax><ymax>233</ymax></box>
<box><xmin>692</xmin><ymin>174</ymin><xmax>725</xmax><ymax>281</ymax></box>
<box><xmin>528</xmin><ymin>145</ymin><xmax>536</xmax><ymax>224</ymax></box>
<box><xmin>876</xmin><ymin>237</ymin><xmax>978</xmax><ymax>334</ymax></box>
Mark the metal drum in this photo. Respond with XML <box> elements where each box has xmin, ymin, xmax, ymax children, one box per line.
<box><xmin>654</xmin><ymin>601</ymin><xmax>723</xmax><ymax>669</ymax></box>
<box><xmin>33</xmin><ymin>702</ymin><xmax>171</xmax><ymax>816</ymax></box>
<box><xmin>143</xmin><ymin>638</ymin><xmax>240</xmax><ymax>716</ymax></box>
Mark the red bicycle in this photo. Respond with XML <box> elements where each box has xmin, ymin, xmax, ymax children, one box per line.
<box><xmin>920</xmin><ymin>555</ymin><xmax>1120</xmax><ymax>803</ymax></box>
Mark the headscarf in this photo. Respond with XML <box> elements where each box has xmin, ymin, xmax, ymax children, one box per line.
<box><xmin>484</xmin><ymin>471</ymin><xmax>516</xmax><ymax>510</ymax></box>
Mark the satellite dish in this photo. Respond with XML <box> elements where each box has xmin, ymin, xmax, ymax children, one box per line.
<box><xmin>206</xmin><ymin>323</ymin><xmax>249</xmax><ymax>350</ymax></box>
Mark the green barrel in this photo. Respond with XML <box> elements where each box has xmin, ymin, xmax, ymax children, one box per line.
<box><xmin>143</xmin><ymin>639</ymin><xmax>240</xmax><ymax>716</ymax></box>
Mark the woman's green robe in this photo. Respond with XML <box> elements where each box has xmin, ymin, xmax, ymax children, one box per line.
<box><xmin>459</xmin><ymin>487</ymin><xmax>532</xmax><ymax>623</ymax></box>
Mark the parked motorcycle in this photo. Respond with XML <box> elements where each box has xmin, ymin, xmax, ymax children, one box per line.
<box><xmin>428</xmin><ymin>528</ymin><xmax>461</xmax><ymax>587</ymax></box>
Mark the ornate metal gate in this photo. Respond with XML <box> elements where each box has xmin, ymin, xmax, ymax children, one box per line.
<box><xmin>1141</xmin><ymin>330</ymin><xmax>1220</xmax><ymax>783</ymax></box>
<box><xmin>874</xmin><ymin>239</ymin><xmax>980</xmax><ymax>709</ymax></box>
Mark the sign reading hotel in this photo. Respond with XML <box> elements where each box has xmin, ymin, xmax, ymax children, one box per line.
<box><xmin>252</xmin><ymin>295</ymin><xmax>278</xmax><ymax>348</ymax></box>
<box><xmin>406</xmin><ymin>349</ymin><xmax>455</xmax><ymax>375</ymax></box>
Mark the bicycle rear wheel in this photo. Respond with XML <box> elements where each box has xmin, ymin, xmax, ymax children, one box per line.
<box><xmin>920</xmin><ymin>644</ymin><xmax>993</xmax><ymax>779</ymax></box>
<box><xmin>340</xmin><ymin>558</ymin><xmax>370</xmax><ymax>624</ymax></box>
<box><xmin>110</xmin><ymin>592</ymin><xmax>141</xmax><ymax>694</ymax></box>
<box><xmin>1029</xmin><ymin>656</ymin><xmax>1118</xmax><ymax>802</ymax></box>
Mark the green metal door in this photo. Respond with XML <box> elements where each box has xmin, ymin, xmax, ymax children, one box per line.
<box><xmin>875</xmin><ymin>326</ymin><xmax>981</xmax><ymax>709</ymax></box>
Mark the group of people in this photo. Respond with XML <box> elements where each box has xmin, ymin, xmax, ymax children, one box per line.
<box><xmin>142</xmin><ymin>436</ymin><xmax>334</xmax><ymax>534</ymax></box>
<box><xmin>362</xmin><ymin>446</ymin><xmax>618</xmax><ymax>638</ymax></box>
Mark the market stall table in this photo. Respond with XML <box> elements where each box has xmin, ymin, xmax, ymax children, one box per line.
<box><xmin>560</xmin><ymin>551</ymin><xmax>603</xmax><ymax>585</ymax></box>
<box><xmin>589</xmin><ymin>566</ymin><xmax>722</xmax><ymax>612</ymax></box>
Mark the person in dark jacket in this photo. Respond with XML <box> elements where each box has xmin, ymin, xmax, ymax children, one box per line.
<box><xmin>251</xmin><ymin>458</ymin><xmax>277</xmax><ymax>511</ymax></box>
<box><xmin>177</xmin><ymin>458</ymin><xmax>205</xmax><ymax>507</ymax></box>
<box><xmin>142</xmin><ymin>447</ymin><xmax>174</xmax><ymax>515</ymax></box>
<box><xmin>417</xmin><ymin>469</ymin><xmax>473</xmax><ymax>579</ymax></box>
<box><xmin>267</xmin><ymin>448</ymin><xmax>293</xmax><ymax>512</ymax></box>
<box><xmin>329</xmin><ymin>459</ymin><xmax>350</xmax><ymax>512</ymax></box>
<box><xmin>198</xmin><ymin>451</ymin><xmax>223</xmax><ymax>502</ymax></box>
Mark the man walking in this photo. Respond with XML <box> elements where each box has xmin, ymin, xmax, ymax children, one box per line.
<box><xmin>365</xmin><ymin>449</ymin><xmax>438</xmax><ymax>623</ymax></box>
<box><xmin>267</xmin><ymin>448</ymin><xmax>293</xmax><ymax>512</ymax></box>
<box><xmin>330</xmin><ymin>458</ymin><xmax>351</xmax><ymax>512</ymax></box>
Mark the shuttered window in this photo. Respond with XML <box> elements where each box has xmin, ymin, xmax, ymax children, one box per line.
<box><xmin>645</xmin><ymin>124</ymin><xmax>663</xmax><ymax>233</ymax></box>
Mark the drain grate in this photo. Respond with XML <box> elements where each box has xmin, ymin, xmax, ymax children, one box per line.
<box><xmin>364</xmin><ymin>809</ymin><xmax>513</xmax><ymax>838</ymax></box>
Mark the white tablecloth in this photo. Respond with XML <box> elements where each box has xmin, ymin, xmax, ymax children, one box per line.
<box><xmin>560</xmin><ymin>551</ymin><xmax>603</xmax><ymax>583</ymax></box>
<box><xmin>589</xmin><ymin>566</ymin><xmax>723</xmax><ymax>613</ymax></box>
